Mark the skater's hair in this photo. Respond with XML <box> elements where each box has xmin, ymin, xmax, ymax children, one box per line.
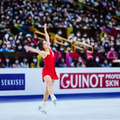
<box><xmin>37</xmin><ymin>40</ymin><xmax>45</xmax><ymax>51</ymax></box>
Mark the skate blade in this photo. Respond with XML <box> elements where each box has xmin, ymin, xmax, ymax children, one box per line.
<box><xmin>53</xmin><ymin>99</ymin><xmax>57</xmax><ymax>106</ymax></box>
<box><xmin>38</xmin><ymin>106</ymin><xmax>46</xmax><ymax>114</ymax></box>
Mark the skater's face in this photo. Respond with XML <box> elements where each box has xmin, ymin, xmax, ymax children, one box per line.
<box><xmin>37</xmin><ymin>40</ymin><xmax>49</xmax><ymax>51</ymax></box>
<box><xmin>43</xmin><ymin>41</ymin><xmax>49</xmax><ymax>50</ymax></box>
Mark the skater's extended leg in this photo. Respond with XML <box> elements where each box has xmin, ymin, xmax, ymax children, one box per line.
<box><xmin>44</xmin><ymin>75</ymin><xmax>53</xmax><ymax>95</ymax></box>
<box><xmin>44</xmin><ymin>76</ymin><xmax>57</xmax><ymax>105</ymax></box>
<box><xmin>43</xmin><ymin>86</ymin><xmax>49</xmax><ymax>102</ymax></box>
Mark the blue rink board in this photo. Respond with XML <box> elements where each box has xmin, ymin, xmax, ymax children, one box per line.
<box><xmin>0</xmin><ymin>92</ymin><xmax>120</xmax><ymax>102</ymax></box>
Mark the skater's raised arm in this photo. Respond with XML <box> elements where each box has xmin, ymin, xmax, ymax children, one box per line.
<box><xmin>44</xmin><ymin>24</ymin><xmax>50</xmax><ymax>45</ymax></box>
<box><xmin>26</xmin><ymin>46</ymin><xmax>46</xmax><ymax>57</ymax></box>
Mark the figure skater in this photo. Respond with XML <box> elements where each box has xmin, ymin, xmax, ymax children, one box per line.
<box><xmin>26</xmin><ymin>24</ymin><xmax>58</xmax><ymax>114</ymax></box>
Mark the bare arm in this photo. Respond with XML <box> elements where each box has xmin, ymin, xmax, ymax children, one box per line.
<box><xmin>44</xmin><ymin>24</ymin><xmax>50</xmax><ymax>44</ymax></box>
<box><xmin>26</xmin><ymin>46</ymin><xmax>46</xmax><ymax>58</ymax></box>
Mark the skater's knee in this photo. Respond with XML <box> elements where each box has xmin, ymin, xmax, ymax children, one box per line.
<box><xmin>45</xmin><ymin>77</ymin><xmax>52</xmax><ymax>87</ymax></box>
<box><xmin>46</xmin><ymin>80</ymin><xmax>52</xmax><ymax>87</ymax></box>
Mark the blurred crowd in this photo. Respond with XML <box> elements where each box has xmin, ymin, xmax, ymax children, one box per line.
<box><xmin>77</xmin><ymin>0</ymin><xmax>120</xmax><ymax>17</ymax></box>
<box><xmin>0</xmin><ymin>47</ymin><xmax>120</xmax><ymax>68</ymax></box>
<box><xmin>0</xmin><ymin>55</ymin><xmax>44</xmax><ymax>68</ymax></box>
<box><xmin>0</xmin><ymin>0</ymin><xmax>120</xmax><ymax>29</ymax></box>
<box><xmin>0</xmin><ymin>0</ymin><xmax>120</xmax><ymax>68</ymax></box>
<box><xmin>76</xmin><ymin>0</ymin><xmax>120</xmax><ymax>29</ymax></box>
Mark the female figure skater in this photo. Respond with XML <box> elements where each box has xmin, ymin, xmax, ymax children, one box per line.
<box><xmin>26</xmin><ymin>24</ymin><xmax>58</xmax><ymax>114</ymax></box>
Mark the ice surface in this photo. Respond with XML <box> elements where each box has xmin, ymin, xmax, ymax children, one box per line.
<box><xmin>0</xmin><ymin>98</ymin><xmax>120</xmax><ymax>120</ymax></box>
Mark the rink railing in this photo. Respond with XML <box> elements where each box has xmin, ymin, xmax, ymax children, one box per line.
<box><xmin>0</xmin><ymin>68</ymin><xmax>120</xmax><ymax>97</ymax></box>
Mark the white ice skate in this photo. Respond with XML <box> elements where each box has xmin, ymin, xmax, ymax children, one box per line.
<box><xmin>51</xmin><ymin>94</ymin><xmax>57</xmax><ymax>106</ymax></box>
<box><xmin>38</xmin><ymin>101</ymin><xmax>47</xmax><ymax>114</ymax></box>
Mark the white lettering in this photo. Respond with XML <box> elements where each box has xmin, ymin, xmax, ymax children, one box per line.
<box><xmin>61</xmin><ymin>74</ymin><xmax>70</xmax><ymax>88</ymax></box>
<box><xmin>60</xmin><ymin>73</ymin><xmax>120</xmax><ymax>89</ymax></box>
<box><xmin>1</xmin><ymin>79</ymin><xmax>24</xmax><ymax>86</ymax></box>
<box><xmin>79</xmin><ymin>75</ymin><xmax>81</xmax><ymax>87</ymax></box>
<box><xmin>71</xmin><ymin>75</ymin><xmax>78</xmax><ymax>88</ymax></box>
<box><xmin>105</xmin><ymin>74</ymin><xmax>120</xmax><ymax>79</ymax></box>
<box><xmin>98</xmin><ymin>74</ymin><xmax>104</xmax><ymax>87</ymax></box>
<box><xmin>90</xmin><ymin>74</ymin><xmax>98</xmax><ymax>87</ymax></box>
<box><xmin>105</xmin><ymin>80</ymin><xmax>119</xmax><ymax>87</ymax></box>
<box><xmin>82</xmin><ymin>75</ymin><xmax>89</xmax><ymax>87</ymax></box>
<box><xmin>1</xmin><ymin>80</ymin><xmax>4</xmax><ymax>86</ymax></box>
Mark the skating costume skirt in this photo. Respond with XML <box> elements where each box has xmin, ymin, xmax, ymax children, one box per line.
<box><xmin>42</xmin><ymin>49</ymin><xmax>58</xmax><ymax>82</ymax></box>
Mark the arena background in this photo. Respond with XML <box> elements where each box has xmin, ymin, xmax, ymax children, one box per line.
<box><xmin>0</xmin><ymin>0</ymin><xmax>120</xmax><ymax>120</ymax></box>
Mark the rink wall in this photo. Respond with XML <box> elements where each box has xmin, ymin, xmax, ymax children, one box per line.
<box><xmin>0</xmin><ymin>68</ymin><xmax>120</xmax><ymax>97</ymax></box>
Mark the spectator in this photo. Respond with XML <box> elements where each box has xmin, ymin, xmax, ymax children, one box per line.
<box><xmin>68</xmin><ymin>32</ymin><xmax>77</xmax><ymax>42</ymax></box>
<box><xmin>76</xmin><ymin>31</ymin><xmax>81</xmax><ymax>38</ymax></box>
<box><xmin>55</xmin><ymin>29</ymin><xmax>63</xmax><ymax>43</ymax></box>
<box><xmin>58</xmin><ymin>57</ymin><xmax>67</xmax><ymax>67</ymax></box>
<box><xmin>86</xmin><ymin>56</ymin><xmax>95</xmax><ymax>67</ymax></box>
<box><xmin>59</xmin><ymin>46</ymin><xmax>65</xmax><ymax>52</ymax></box>
<box><xmin>26</xmin><ymin>16</ymin><xmax>33</xmax><ymax>26</ymax></box>
<box><xmin>40</xmin><ymin>60</ymin><xmax>45</xmax><ymax>67</ymax></box>
<box><xmin>16</xmin><ymin>43</ymin><xmax>24</xmax><ymax>52</ymax></box>
<box><xmin>4</xmin><ymin>57</ymin><xmax>11</xmax><ymax>68</ymax></box>
<box><xmin>102</xmin><ymin>59</ymin><xmax>109</xmax><ymax>67</ymax></box>
<box><xmin>52</xmin><ymin>46</ymin><xmax>57</xmax><ymax>52</ymax></box>
<box><xmin>30</xmin><ymin>56</ymin><xmax>38</xmax><ymax>68</ymax></box>
<box><xmin>6</xmin><ymin>41</ymin><xmax>15</xmax><ymax>52</ymax></box>
<box><xmin>107</xmin><ymin>46</ymin><xmax>118</xmax><ymax>60</ymax></box>
<box><xmin>70</xmin><ymin>58</ymin><xmax>78</xmax><ymax>67</ymax></box>
<box><xmin>115</xmin><ymin>39</ymin><xmax>120</xmax><ymax>52</ymax></box>
<box><xmin>94</xmin><ymin>40</ymin><xmax>105</xmax><ymax>54</ymax></box>
<box><xmin>30</xmin><ymin>41</ymin><xmax>36</xmax><ymax>48</ymax></box>
<box><xmin>102</xmin><ymin>37</ymin><xmax>110</xmax><ymax>53</ymax></box>
<box><xmin>12</xmin><ymin>58</ymin><xmax>21</xmax><ymax>68</ymax></box>
<box><xmin>82</xmin><ymin>34</ymin><xmax>90</xmax><ymax>44</ymax></box>
<box><xmin>66</xmin><ymin>46</ymin><xmax>71</xmax><ymax>52</ymax></box>
<box><xmin>77</xmin><ymin>57</ymin><xmax>85</xmax><ymax>67</ymax></box>
<box><xmin>15</xmin><ymin>31</ymin><xmax>24</xmax><ymax>43</ymax></box>
<box><xmin>24</xmin><ymin>34</ymin><xmax>32</xmax><ymax>46</ymax></box>
<box><xmin>4</xmin><ymin>29</ymin><xmax>11</xmax><ymax>41</ymax></box>
<box><xmin>0</xmin><ymin>59</ymin><xmax>5</xmax><ymax>68</ymax></box>
<box><xmin>32</xmin><ymin>34</ymin><xmax>38</xmax><ymax>45</ymax></box>
<box><xmin>0</xmin><ymin>43</ymin><xmax>9</xmax><ymax>52</ymax></box>
<box><xmin>23</xmin><ymin>43</ymin><xmax>29</xmax><ymax>52</ymax></box>
<box><xmin>8</xmin><ymin>36</ymin><xmax>15</xmax><ymax>48</ymax></box>
<box><xmin>90</xmin><ymin>39</ymin><xmax>95</xmax><ymax>47</ymax></box>
<box><xmin>94</xmin><ymin>56</ymin><xmax>102</xmax><ymax>67</ymax></box>
<box><xmin>15</xmin><ymin>39</ymin><xmax>22</xmax><ymax>49</ymax></box>
<box><xmin>115</xmin><ymin>7</ymin><xmax>120</xmax><ymax>17</ymax></box>
<box><xmin>20</xmin><ymin>57</ymin><xmax>29</xmax><ymax>68</ymax></box>
<box><xmin>105</xmin><ymin>2</ymin><xmax>114</xmax><ymax>14</ymax></box>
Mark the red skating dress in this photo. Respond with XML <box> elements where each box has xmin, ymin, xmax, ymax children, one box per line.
<box><xmin>42</xmin><ymin>49</ymin><xmax>58</xmax><ymax>82</ymax></box>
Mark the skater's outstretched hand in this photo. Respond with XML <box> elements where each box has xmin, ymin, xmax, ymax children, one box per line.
<box><xmin>44</xmin><ymin>23</ymin><xmax>50</xmax><ymax>46</ymax></box>
<box><xmin>44</xmin><ymin>23</ymin><xmax>47</xmax><ymax>31</ymax></box>
<box><xmin>25</xmin><ymin>46</ymin><xmax>31</xmax><ymax>51</ymax></box>
<box><xmin>25</xmin><ymin>46</ymin><xmax>47</xmax><ymax>57</ymax></box>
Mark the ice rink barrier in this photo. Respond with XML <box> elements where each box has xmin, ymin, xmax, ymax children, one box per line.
<box><xmin>0</xmin><ymin>68</ymin><xmax>120</xmax><ymax>97</ymax></box>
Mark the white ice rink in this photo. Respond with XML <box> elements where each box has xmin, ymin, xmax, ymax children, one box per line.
<box><xmin>0</xmin><ymin>98</ymin><xmax>120</xmax><ymax>120</ymax></box>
